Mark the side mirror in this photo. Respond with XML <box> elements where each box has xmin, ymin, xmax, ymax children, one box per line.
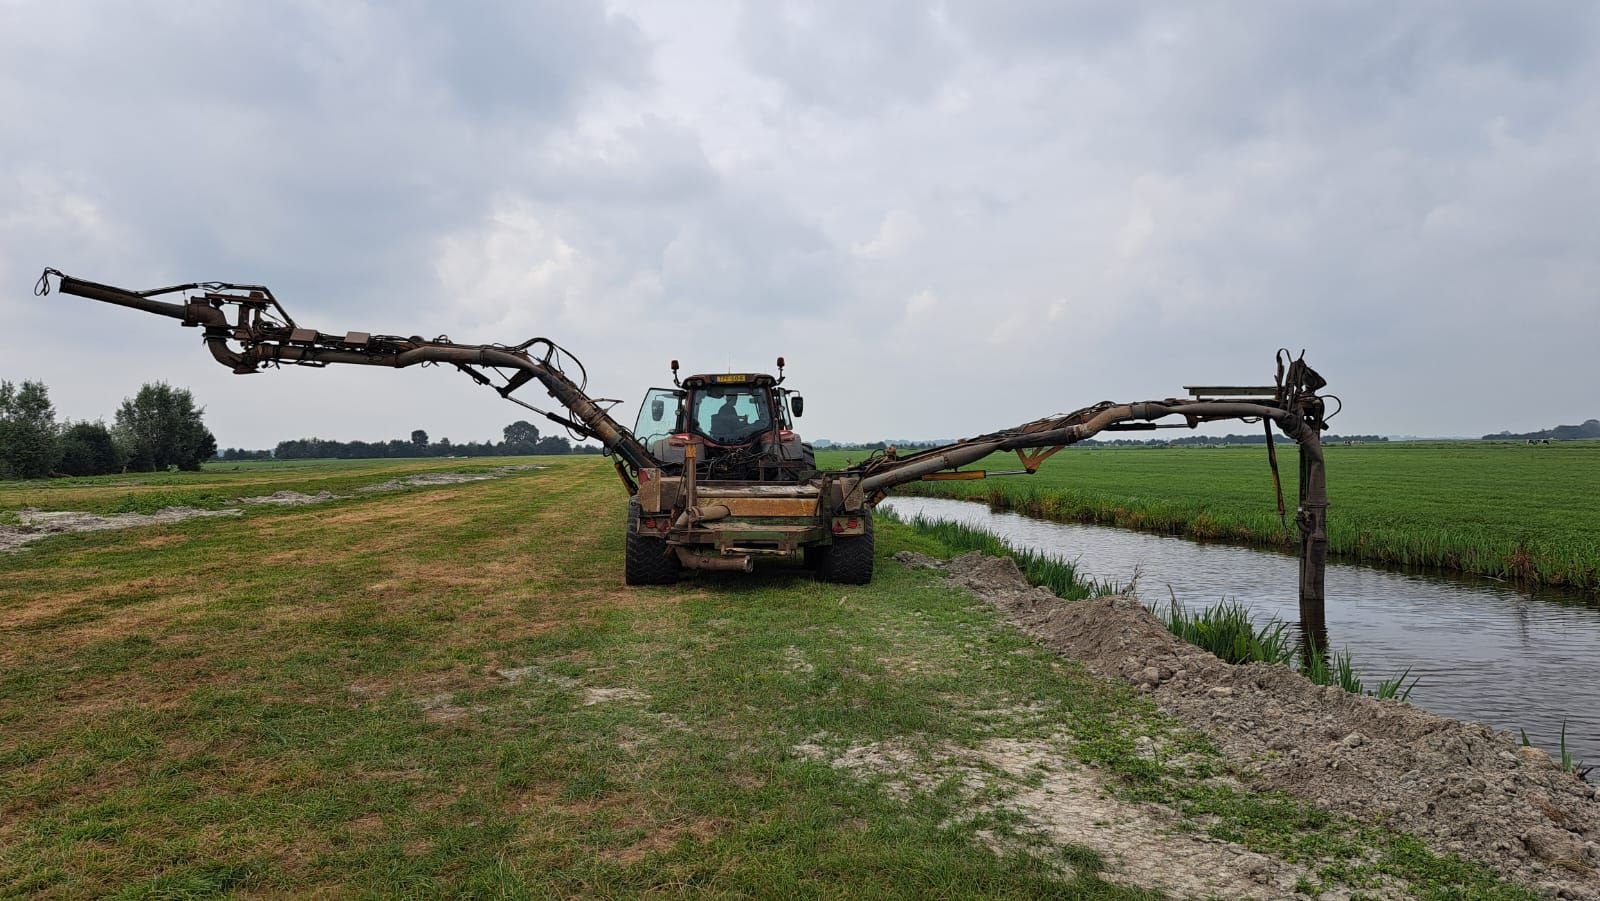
<box><xmin>651</xmin><ymin>398</ymin><xmax>665</xmax><ymax>419</ymax></box>
<box><xmin>791</xmin><ymin>395</ymin><xmax>804</xmax><ymax>417</ymax></box>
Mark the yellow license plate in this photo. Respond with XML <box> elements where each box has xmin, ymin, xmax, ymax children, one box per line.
<box><xmin>712</xmin><ymin>374</ymin><xmax>749</xmax><ymax>384</ymax></box>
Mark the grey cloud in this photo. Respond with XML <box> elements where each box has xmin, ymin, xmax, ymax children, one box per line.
<box><xmin>736</xmin><ymin>0</ymin><xmax>958</xmax><ymax>114</ymax></box>
<box><xmin>0</xmin><ymin>1</ymin><xmax>647</xmax><ymax>315</ymax></box>
<box><xmin>4</xmin><ymin>1</ymin><xmax>1597</xmax><ymax>446</ymax></box>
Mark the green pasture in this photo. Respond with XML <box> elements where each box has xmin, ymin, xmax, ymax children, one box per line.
<box><xmin>823</xmin><ymin>441</ymin><xmax>1600</xmax><ymax>592</ymax></box>
<box><xmin>0</xmin><ymin>457</ymin><xmax>1525</xmax><ymax>898</ymax></box>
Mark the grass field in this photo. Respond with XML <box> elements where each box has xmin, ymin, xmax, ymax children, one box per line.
<box><xmin>0</xmin><ymin>457</ymin><xmax>552</xmax><ymax>517</ymax></box>
<box><xmin>0</xmin><ymin>457</ymin><xmax>1530</xmax><ymax>897</ymax></box>
<box><xmin>822</xmin><ymin>442</ymin><xmax>1600</xmax><ymax>592</ymax></box>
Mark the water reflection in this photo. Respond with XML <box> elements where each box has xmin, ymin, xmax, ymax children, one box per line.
<box><xmin>883</xmin><ymin>495</ymin><xmax>1600</xmax><ymax>766</ymax></box>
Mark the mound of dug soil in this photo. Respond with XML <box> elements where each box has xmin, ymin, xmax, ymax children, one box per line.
<box><xmin>897</xmin><ymin>550</ymin><xmax>1600</xmax><ymax>898</ymax></box>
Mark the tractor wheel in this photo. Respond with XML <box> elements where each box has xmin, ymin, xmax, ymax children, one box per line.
<box><xmin>815</xmin><ymin>512</ymin><xmax>874</xmax><ymax>584</ymax></box>
<box><xmin>625</xmin><ymin>501</ymin><xmax>681</xmax><ymax>586</ymax></box>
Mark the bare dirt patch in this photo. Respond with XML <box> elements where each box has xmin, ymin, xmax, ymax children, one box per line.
<box><xmin>414</xmin><ymin>693</ymin><xmax>480</xmax><ymax>724</ymax></box>
<box><xmin>608</xmin><ymin>816</ymin><xmax>721</xmax><ymax>864</ymax></box>
<box><xmin>898</xmin><ymin>550</ymin><xmax>1600</xmax><ymax>899</ymax></box>
<box><xmin>0</xmin><ymin>466</ymin><xmax>545</xmax><ymax>552</ymax></box>
<box><xmin>240</xmin><ymin>490</ymin><xmax>335</xmax><ymax>506</ymax></box>
<box><xmin>798</xmin><ymin>733</ymin><xmax>1316</xmax><ymax>898</ymax></box>
<box><xmin>0</xmin><ymin>507</ymin><xmax>241</xmax><ymax>551</ymax></box>
<box><xmin>581</xmin><ymin>687</ymin><xmax>649</xmax><ymax>706</ymax></box>
<box><xmin>354</xmin><ymin>466</ymin><xmax>542</xmax><ymax>494</ymax></box>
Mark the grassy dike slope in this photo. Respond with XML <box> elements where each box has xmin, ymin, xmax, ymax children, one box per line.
<box><xmin>1</xmin><ymin>458</ymin><xmax>1527</xmax><ymax>897</ymax></box>
<box><xmin>825</xmin><ymin>441</ymin><xmax>1600</xmax><ymax>592</ymax></box>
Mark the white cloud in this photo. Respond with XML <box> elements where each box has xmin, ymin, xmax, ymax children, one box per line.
<box><xmin>854</xmin><ymin>210</ymin><xmax>924</xmax><ymax>260</ymax></box>
<box><xmin>904</xmin><ymin>289</ymin><xmax>937</xmax><ymax>318</ymax></box>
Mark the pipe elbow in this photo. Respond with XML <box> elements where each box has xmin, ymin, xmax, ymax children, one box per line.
<box><xmin>205</xmin><ymin>336</ymin><xmax>254</xmax><ymax>374</ymax></box>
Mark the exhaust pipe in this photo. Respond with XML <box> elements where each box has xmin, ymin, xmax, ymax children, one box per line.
<box><xmin>674</xmin><ymin>548</ymin><xmax>753</xmax><ymax>572</ymax></box>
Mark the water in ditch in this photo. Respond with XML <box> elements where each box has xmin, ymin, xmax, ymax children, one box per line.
<box><xmin>881</xmin><ymin>495</ymin><xmax>1600</xmax><ymax>768</ymax></box>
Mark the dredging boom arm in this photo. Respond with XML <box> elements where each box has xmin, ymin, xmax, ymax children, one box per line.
<box><xmin>849</xmin><ymin>355</ymin><xmax>1329</xmax><ymax>495</ymax></box>
<box><xmin>40</xmin><ymin>267</ymin><xmax>1331</xmax><ymax>642</ymax></box>
<box><xmin>844</xmin><ymin>353</ymin><xmax>1333</xmax><ymax>651</ymax></box>
<box><xmin>37</xmin><ymin>269</ymin><xmax>661</xmax><ymax>484</ymax></box>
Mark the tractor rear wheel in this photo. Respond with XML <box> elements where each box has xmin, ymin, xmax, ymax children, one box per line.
<box><xmin>815</xmin><ymin>512</ymin><xmax>874</xmax><ymax>584</ymax></box>
<box><xmin>625</xmin><ymin>500</ymin><xmax>681</xmax><ymax>586</ymax></box>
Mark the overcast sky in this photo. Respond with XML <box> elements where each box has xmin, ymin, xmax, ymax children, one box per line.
<box><xmin>3</xmin><ymin>1</ymin><xmax>1596</xmax><ymax>447</ymax></box>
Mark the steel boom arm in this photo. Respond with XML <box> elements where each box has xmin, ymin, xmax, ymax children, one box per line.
<box><xmin>848</xmin><ymin>354</ymin><xmax>1331</xmax><ymax>652</ymax></box>
<box><xmin>37</xmin><ymin>270</ymin><xmax>660</xmax><ymax>477</ymax></box>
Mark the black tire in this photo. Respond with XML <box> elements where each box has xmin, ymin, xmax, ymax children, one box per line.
<box><xmin>625</xmin><ymin>500</ymin><xmax>681</xmax><ymax>586</ymax></box>
<box><xmin>815</xmin><ymin>512</ymin><xmax>874</xmax><ymax>584</ymax></box>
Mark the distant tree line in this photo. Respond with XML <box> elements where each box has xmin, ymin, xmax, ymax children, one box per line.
<box><xmin>1482</xmin><ymin>419</ymin><xmax>1600</xmax><ymax>441</ymax></box>
<box><xmin>0</xmin><ymin>380</ymin><xmax>216</xmax><ymax>479</ymax></box>
<box><xmin>217</xmin><ymin>420</ymin><xmax>600</xmax><ymax>461</ymax></box>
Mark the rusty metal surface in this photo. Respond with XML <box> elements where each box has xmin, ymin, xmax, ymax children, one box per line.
<box><xmin>698</xmin><ymin>497</ymin><xmax>818</xmax><ymax>517</ymax></box>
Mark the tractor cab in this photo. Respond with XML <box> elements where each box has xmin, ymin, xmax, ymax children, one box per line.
<box><xmin>632</xmin><ymin>359</ymin><xmax>814</xmax><ymax>480</ymax></box>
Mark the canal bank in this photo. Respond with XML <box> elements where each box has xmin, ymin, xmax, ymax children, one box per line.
<box><xmin>883</xmin><ymin>495</ymin><xmax>1600</xmax><ymax>770</ymax></box>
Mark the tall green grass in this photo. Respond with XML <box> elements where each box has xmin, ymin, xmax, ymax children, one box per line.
<box><xmin>1157</xmin><ymin>594</ymin><xmax>1295</xmax><ymax>666</ymax></box>
<box><xmin>1154</xmin><ymin>597</ymin><xmax>1420</xmax><ymax>701</ymax></box>
<box><xmin>883</xmin><ymin>509</ymin><xmax>1120</xmax><ymax>600</ymax></box>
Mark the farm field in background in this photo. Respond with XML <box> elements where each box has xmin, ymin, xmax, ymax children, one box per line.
<box><xmin>820</xmin><ymin>441</ymin><xmax>1600</xmax><ymax>592</ymax></box>
<box><xmin>0</xmin><ymin>456</ymin><xmax>1522</xmax><ymax>897</ymax></box>
<box><xmin>0</xmin><ymin>457</ymin><xmax>554</xmax><ymax>517</ymax></box>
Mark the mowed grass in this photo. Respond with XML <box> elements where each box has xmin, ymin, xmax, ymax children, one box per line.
<box><xmin>824</xmin><ymin>441</ymin><xmax>1600</xmax><ymax>592</ymax></box>
<box><xmin>0</xmin><ymin>458</ymin><xmax>1530</xmax><ymax>897</ymax></box>
<box><xmin>0</xmin><ymin>457</ymin><xmax>549</xmax><ymax>516</ymax></box>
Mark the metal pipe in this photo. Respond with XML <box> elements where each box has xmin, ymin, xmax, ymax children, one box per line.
<box><xmin>57</xmin><ymin>276</ymin><xmax>192</xmax><ymax>320</ymax></box>
<box><xmin>673</xmin><ymin>503</ymin><xmax>730</xmax><ymax>529</ymax></box>
<box><xmin>674</xmin><ymin>549</ymin><xmax>753</xmax><ymax>572</ymax></box>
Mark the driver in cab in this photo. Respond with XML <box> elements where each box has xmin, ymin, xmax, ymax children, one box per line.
<box><xmin>710</xmin><ymin>394</ymin><xmax>749</xmax><ymax>441</ymax></box>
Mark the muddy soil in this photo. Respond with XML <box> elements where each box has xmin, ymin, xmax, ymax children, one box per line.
<box><xmin>0</xmin><ymin>466</ymin><xmax>544</xmax><ymax>552</ymax></box>
<box><xmin>897</xmin><ymin>550</ymin><xmax>1600</xmax><ymax>899</ymax></box>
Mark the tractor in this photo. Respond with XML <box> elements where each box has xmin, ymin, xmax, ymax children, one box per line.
<box><xmin>34</xmin><ymin>266</ymin><xmax>1332</xmax><ymax>629</ymax></box>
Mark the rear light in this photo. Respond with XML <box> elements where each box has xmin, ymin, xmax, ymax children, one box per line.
<box><xmin>642</xmin><ymin>517</ymin><xmax>658</xmax><ymax>529</ymax></box>
<box><xmin>848</xmin><ymin>518</ymin><xmax>859</xmax><ymax>529</ymax></box>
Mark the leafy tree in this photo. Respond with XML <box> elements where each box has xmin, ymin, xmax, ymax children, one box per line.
<box><xmin>411</xmin><ymin>429</ymin><xmax>429</xmax><ymax>450</ymax></box>
<box><xmin>535</xmin><ymin>435</ymin><xmax>572</xmax><ymax>454</ymax></box>
<box><xmin>0</xmin><ymin>380</ymin><xmax>62</xmax><ymax>479</ymax></box>
<box><xmin>114</xmin><ymin>382</ymin><xmax>217</xmax><ymax>471</ymax></box>
<box><xmin>58</xmin><ymin>421</ymin><xmax>123</xmax><ymax>476</ymax></box>
<box><xmin>502</xmin><ymin>420</ymin><xmax>541</xmax><ymax>454</ymax></box>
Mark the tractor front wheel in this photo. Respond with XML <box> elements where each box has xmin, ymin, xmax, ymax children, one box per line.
<box><xmin>814</xmin><ymin>512</ymin><xmax>875</xmax><ymax>584</ymax></box>
<box><xmin>625</xmin><ymin>500</ymin><xmax>681</xmax><ymax>586</ymax></box>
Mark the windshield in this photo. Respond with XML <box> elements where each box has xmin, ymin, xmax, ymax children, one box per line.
<box><xmin>691</xmin><ymin>386</ymin><xmax>773</xmax><ymax>443</ymax></box>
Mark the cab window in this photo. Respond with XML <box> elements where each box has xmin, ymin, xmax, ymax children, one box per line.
<box><xmin>633</xmin><ymin>388</ymin><xmax>681</xmax><ymax>445</ymax></box>
<box><xmin>692</xmin><ymin>387</ymin><xmax>772</xmax><ymax>443</ymax></box>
